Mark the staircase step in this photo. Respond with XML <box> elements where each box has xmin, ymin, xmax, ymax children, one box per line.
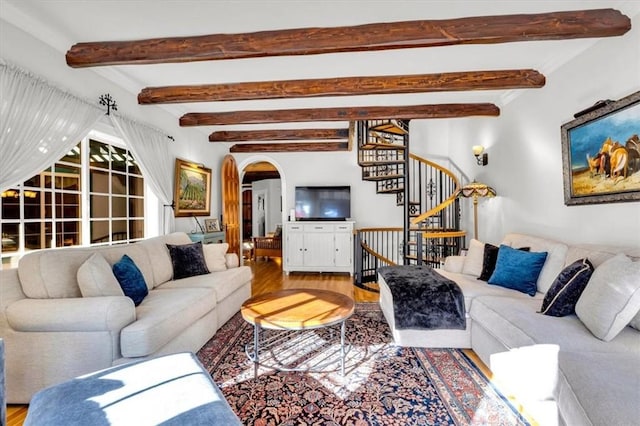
<box><xmin>359</xmin><ymin>142</ymin><xmax>406</xmax><ymax>150</ymax></box>
<box><xmin>368</xmin><ymin>120</ymin><xmax>409</xmax><ymax>135</ymax></box>
<box><xmin>359</xmin><ymin>160</ymin><xmax>405</xmax><ymax>166</ymax></box>
<box><xmin>377</xmin><ymin>187</ymin><xmax>404</xmax><ymax>194</ymax></box>
<box><xmin>363</xmin><ymin>174</ymin><xmax>404</xmax><ymax>181</ymax></box>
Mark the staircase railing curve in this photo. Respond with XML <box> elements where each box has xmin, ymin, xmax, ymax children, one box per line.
<box><xmin>354</xmin><ymin>119</ymin><xmax>467</xmax><ymax>290</ymax></box>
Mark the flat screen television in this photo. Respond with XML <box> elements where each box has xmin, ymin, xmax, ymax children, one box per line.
<box><xmin>295</xmin><ymin>186</ymin><xmax>351</xmax><ymax>221</ymax></box>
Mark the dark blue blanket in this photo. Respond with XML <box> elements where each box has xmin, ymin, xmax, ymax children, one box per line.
<box><xmin>379</xmin><ymin>265</ymin><xmax>466</xmax><ymax>330</ymax></box>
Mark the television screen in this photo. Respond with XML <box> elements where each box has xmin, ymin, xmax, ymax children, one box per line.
<box><xmin>295</xmin><ymin>186</ymin><xmax>351</xmax><ymax>221</ymax></box>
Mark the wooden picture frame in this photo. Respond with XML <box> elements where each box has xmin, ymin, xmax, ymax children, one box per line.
<box><xmin>204</xmin><ymin>218</ymin><xmax>220</xmax><ymax>232</ymax></box>
<box><xmin>561</xmin><ymin>90</ymin><xmax>640</xmax><ymax>205</ymax></box>
<box><xmin>174</xmin><ymin>159</ymin><xmax>212</xmax><ymax>217</ymax></box>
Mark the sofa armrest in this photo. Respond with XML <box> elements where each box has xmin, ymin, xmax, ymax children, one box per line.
<box><xmin>443</xmin><ymin>255</ymin><xmax>466</xmax><ymax>273</ymax></box>
<box><xmin>6</xmin><ymin>297</ymin><xmax>135</xmax><ymax>332</ymax></box>
<box><xmin>225</xmin><ymin>252</ymin><xmax>239</xmax><ymax>268</ymax></box>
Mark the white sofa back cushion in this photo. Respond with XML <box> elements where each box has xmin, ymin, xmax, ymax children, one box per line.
<box><xmin>501</xmin><ymin>233</ymin><xmax>568</xmax><ymax>294</ymax></box>
<box><xmin>575</xmin><ymin>253</ymin><xmax>640</xmax><ymax>341</ymax></box>
<box><xmin>203</xmin><ymin>243</ymin><xmax>229</xmax><ymax>272</ymax></box>
<box><xmin>19</xmin><ymin>244</ymin><xmax>153</xmax><ymax>299</ymax></box>
<box><xmin>461</xmin><ymin>239</ymin><xmax>485</xmax><ymax>277</ymax></box>
<box><xmin>77</xmin><ymin>253</ymin><xmax>124</xmax><ymax>297</ymax></box>
<box><xmin>139</xmin><ymin>232</ymin><xmax>192</xmax><ymax>285</ymax></box>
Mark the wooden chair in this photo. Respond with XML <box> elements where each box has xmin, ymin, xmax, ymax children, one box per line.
<box><xmin>252</xmin><ymin>226</ymin><xmax>282</xmax><ymax>260</ymax></box>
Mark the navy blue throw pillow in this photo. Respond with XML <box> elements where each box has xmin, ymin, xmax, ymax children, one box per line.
<box><xmin>540</xmin><ymin>258</ymin><xmax>594</xmax><ymax>317</ymax></box>
<box><xmin>166</xmin><ymin>242</ymin><xmax>210</xmax><ymax>280</ymax></box>
<box><xmin>488</xmin><ymin>245</ymin><xmax>547</xmax><ymax>296</ymax></box>
<box><xmin>112</xmin><ymin>255</ymin><xmax>148</xmax><ymax>306</ymax></box>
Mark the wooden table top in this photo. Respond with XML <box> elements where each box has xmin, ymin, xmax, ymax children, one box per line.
<box><xmin>241</xmin><ymin>289</ymin><xmax>355</xmax><ymax>330</ymax></box>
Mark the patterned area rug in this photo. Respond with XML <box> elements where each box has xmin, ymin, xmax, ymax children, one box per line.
<box><xmin>197</xmin><ymin>303</ymin><xmax>529</xmax><ymax>425</ymax></box>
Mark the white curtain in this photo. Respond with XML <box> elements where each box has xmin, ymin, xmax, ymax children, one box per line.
<box><xmin>110</xmin><ymin>114</ymin><xmax>175</xmax><ymax>233</ymax></box>
<box><xmin>0</xmin><ymin>61</ymin><xmax>103</xmax><ymax>191</ymax></box>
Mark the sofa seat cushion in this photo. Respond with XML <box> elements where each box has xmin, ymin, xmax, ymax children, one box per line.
<box><xmin>120</xmin><ymin>287</ymin><xmax>216</xmax><ymax>358</ymax></box>
<box><xmin>158</xmin><ymin>266</ymin><xmax>252</xmax><ymax>303</ymax></box>
<box><xmin>557</xmin><ymin>351</ymin><xmax>640</xmax><ymax>426</ymax></box>
<box><xmin>470</xmin><ymin>296</ymin><xmax>640</xmax><ymax>354</ymax></box>
<box><xmin>436</xmin><ymin>270</ymin><xmax>538</xmax><ymax>313</ymax></box>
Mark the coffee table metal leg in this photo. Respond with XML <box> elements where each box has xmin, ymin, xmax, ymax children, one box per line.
<box><xmin>253</xmin><ymin>323</ymin><xmax>260</xmax><ymax>379</ymax></box>
<box><xmin>340</xmin><ymin>320</ymin><xmax>346</xmax><ymax>376</ymax></box>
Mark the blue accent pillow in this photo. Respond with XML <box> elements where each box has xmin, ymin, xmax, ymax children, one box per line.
<box><xmin>112</xmin><ymin>255</ymin><xmax>148</xmax><ymax>306</ymax></box>
<box><xmin>540</xmin><ymin>258</ymin><xmax>594</xmax><ymax>317</ymax></box>
<box><xmin>478</xmin><ymin>244</ymin><xmax>529</xmax><ymax>281</ymax></box>
<box><xmin>488</xmin><ymin>245</ymin><xmax>548</xmax><ymax>296</ymax></box>
<box><xmin>166</xmin><ymin>242</ymin><xmax>210</xmax><ymax>280</ymax></box>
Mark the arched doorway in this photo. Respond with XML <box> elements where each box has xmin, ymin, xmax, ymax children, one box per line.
<box><xmin>240</xmin><ymin>160</ymin><xmax>283</xmax><ymax>261</ymax></box>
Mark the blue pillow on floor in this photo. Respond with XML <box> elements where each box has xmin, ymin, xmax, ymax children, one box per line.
<box><xmin>112</xmin><ymin>254</ymin><xmax>148</xmax><ymax>306</ymax></box>
<box><xmin>488</xmin><ymin>245</ymin><xmax>547</xmax><ymax>296</ymax></box>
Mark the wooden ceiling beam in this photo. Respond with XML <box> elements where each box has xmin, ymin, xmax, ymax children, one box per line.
<box><xmin>181</xmin><ymin>103</ymin><xmax>499</xmax><ymax>126</ymax></box>
<box><xmin>210</xmin><ymin>128</ymin><xmax>349</xmax><ymax>142</ymax></box>
<box><xmin>139</xmin><ymin>69</ymin><xmax>545</xmax><ymax>104</ymax></box>
<box><xmin>66</xmin><ymin>9</ymin><xmax>630</xmax><ymax>67</ymax></box>
<box><xmin>230</xmin><ymin>142</ymin><xmax>349</xmax><ymax>153</ymax></box>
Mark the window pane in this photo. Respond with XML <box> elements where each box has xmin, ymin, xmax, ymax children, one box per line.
<box><xmin>56</xmin><ymin>193</ymin><xmax>81</xmax><ymax>219</ymax></box>
<box><xmin>1</xmin><ymin>223</ymin><xmax>19</xmax><ymax>252</ymax></box>
<box><xmin>112</xmin><ymin>196</ymin><xmax>127</xmax><ymax>218</ymax></box>
<box><xmin>23</xmin><ymin>174</ymin><xmax>42</xmax><ymax>188</ymax></box>
<box><xmin>129</xmin><ymin>176</ymin><xmax>144</xmax><ymax>196</ymax></box>
<box><xmin>1</xmin><ymin>189</ymin><xmax>21</xmax><ymax>219</ymax></box>
<box><xmin>112</xmin><ymin>146</ymin><xmax>127</xmax><ymax>172</ymax></box>
<box><xmin>129</xmin><ymin>219</ymin><xmax>144</xmax><ymax>240</ymax></box>
<box><xmin>112</xmin><ymin>220</ymin><xmax>127</xmax><ymax>241</ymax></box>
<box><xmin>25</xmin><ymin>221</ymin><xmax>52</xmax><ymax>250</ymax></box>
<box><xmin>91</xmin><ymin>195</ymin><xmax>109</xmax><ymax>218</ymax></box>
<box><xmin>91</xmin><ymin>220</ymin><xmax>109</xmax><ymax>243</ymax></box>
<box><xmin>24</xmin><ymin>191</ymin><xmax>52</xmax><ymax>220</ymax></box>
<box><xmin>60</xmin><ymin>143</ymin><xmax>81</xmax><ymax>164</ymax></box>
<box><xmin>57</xmin><ymin>221</ymin><xmax>81</xmax><ymax>247</ymax></box>
<box><xmin>111</xmin><ymin>173</ymin><xmax>126</xmax><ymax>195</ymax></box>
<box><xmin>128</xmin><ymin>155</ymin><xmax>141</xmax><ymax>175</ymax></box>
<box><xmin>90</xmin><ymin>169</ymin><xmax>109</xmax><ymax>193</ymax></box>
<box><xmin>90</xmin><ymin>140</ymin><xmax>110</xmax><ymax>170</ymax></box>
<box><xmin>129</xmin><ymin>198</ymin><xmax>144</xmax><ymax>218</ymax></box>
<box><xmin>54</xmin><ymin>164</ymin><xmax>81</xmax><ymax>191</ymax></box>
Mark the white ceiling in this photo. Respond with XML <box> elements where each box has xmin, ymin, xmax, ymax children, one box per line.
<box><xmin>2</xmin><ymin>0</ymin><xmax>639</xmax><ymax>135</ymax></box>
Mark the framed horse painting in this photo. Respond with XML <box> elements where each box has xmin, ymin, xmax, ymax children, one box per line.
<box><xmin>561</xmin><ymin>90</ymin><xmax>640</xmax><ymax>205</ymax></box>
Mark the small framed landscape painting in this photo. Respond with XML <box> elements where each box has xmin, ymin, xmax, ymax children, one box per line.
<box><xmin>561</xmin><ymin>90</ymin><xmax>640</xmax><ymax>205</ymax></box>
<box><xmin>174</xmin><ymin>159</ymin><xmax>212</xmax><ymax>217</ymax></box>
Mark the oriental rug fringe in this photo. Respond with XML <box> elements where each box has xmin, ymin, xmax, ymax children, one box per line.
<box><xmin>197</xmin><ymin>303</ymin><xmax>529</xmax><ymax>425</ymax></box>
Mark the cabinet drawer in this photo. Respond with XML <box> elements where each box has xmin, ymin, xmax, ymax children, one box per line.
<box><xmin>286</xmin><ymin>224</ymin><xmax>304</xmax><ymax>232</ymax></box>
<box><xmin>334</xmin><ymin>224</ymin><xmax>353</xmax><ymax>232</ymax></box>
<box><xmin>303</xmin><ymin>224</ymin><xmax>332</xmax><ymax>232</ymax></box>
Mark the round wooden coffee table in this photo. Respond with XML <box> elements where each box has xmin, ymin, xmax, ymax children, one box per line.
<box><xmin>241</xmin><ymin>289</ymin><xmax>355</xmax><ymax>376</ymax></box>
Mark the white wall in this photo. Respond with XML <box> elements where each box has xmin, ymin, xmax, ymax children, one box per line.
<box><xmin>413</xmin><ymin>12</ymin><xmax>640</xmax><ymax>247</ymax></box>
<box><xmin>251</xmin><ymin>178</ymin><xmax>281</xmax><ymax>236</ymax></box>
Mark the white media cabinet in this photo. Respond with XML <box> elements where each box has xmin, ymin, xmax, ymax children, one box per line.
<box><xmin>283</xmin><ymin>221</ymin><xmax>354</xmax><ymax>275</ymax></box>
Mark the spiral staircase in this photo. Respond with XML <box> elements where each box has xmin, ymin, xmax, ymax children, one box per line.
<box><xmin>353</xmin><ymin>119</ymin><xmax>467</xmax><ymax>289</ymax></box>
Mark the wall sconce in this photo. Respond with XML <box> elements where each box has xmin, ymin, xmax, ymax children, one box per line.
<box><xmin>472</xmin><ymin>145</ymin><xmax>488</xmax><ymax>166</ymax></box>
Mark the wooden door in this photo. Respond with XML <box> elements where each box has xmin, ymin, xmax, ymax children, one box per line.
<box><xmin>221</xmin><ymin>155</ymin><xmax>240</xmax><ymax>256</ymax></box>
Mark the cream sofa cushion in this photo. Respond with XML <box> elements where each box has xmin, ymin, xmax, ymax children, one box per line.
<box><xmin>203</xmin><ymin>243</ymin><xmax>229</xmax><ymax>272</ymax></box>
<box><xmin>462</xmin><ymin>239</ymin><xmax>484</xmax><ymax>277</ymax></box>
<box><xmin>77</xmin><ymin>253</ymin><xmax>124</xmax><ymax>297</ymax></box>
<box><xmin>575</xmin><ymin>253</ymin><xmax>640</xmax><ymax>341</ymax></box>
<box><xmin>139</xmin><ymin>232</ymin><xmax>193</xmax><ymax>286</ymax></box>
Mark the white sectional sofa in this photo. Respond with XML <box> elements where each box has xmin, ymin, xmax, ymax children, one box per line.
<box><xmin>379</xmin><ymin>233</ymin><xmax>640</xmax><ymax>426</ymax></box>
<box><xmin>0</xmin><ymin>232</ymin><xmax>252</xmax><ymax>403</ymax></box>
